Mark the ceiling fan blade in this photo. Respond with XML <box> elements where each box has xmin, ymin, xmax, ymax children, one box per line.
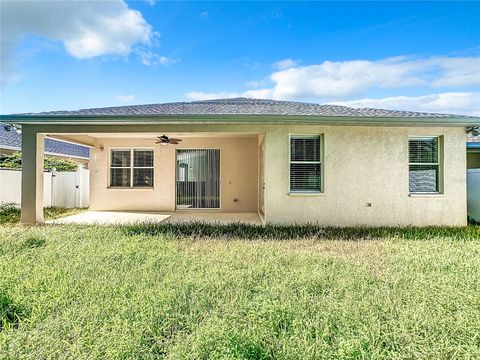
<box><xmin>156</xmin><ymin>135</ymin><xmax>182</xmax><ymax>145</ymax></box>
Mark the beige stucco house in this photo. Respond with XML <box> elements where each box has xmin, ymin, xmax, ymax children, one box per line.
<box><xmin>2</xmin><ymin>98</ymin><xmax>479</xmax><ymax>226</ymax></box>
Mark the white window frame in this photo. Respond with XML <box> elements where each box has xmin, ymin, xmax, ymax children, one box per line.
<box><xmin>109</xmin><ymin>148</ymin><xmax>154</xmax><ymax>188</ymax></box>
<box><xmin>288</xmin><ymin>134</ymin><xmax>324</xmax><ymax>194</ymax></box>
<box><xmin>408</xmin><ymin>136</ymin><xmax>442</xmax><ymax>194</ymax></box>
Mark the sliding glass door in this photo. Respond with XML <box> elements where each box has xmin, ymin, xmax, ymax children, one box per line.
<box><xmin>176</xmin><ymin>149</ymin><xmax>220</xmax><ymax>209</ymax></box>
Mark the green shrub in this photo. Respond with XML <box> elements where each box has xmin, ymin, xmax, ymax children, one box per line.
<box><xmin>0</xmin><ymin>152</ymin><xmax>77</xmax><ymax>172</ymax></box>
<box><xmin>0</xmin><ymin>203</ymin><xmax>20</xmax><ymax>224</ymax></box>
<box><xmin>468</xmin><ymin>216</ymin><xmax>480</xmax><ymax>225</ymax></box>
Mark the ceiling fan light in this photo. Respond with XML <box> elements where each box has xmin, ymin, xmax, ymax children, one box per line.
<box><xmin>159</xmin><ymin>141</ymin><xmax>168</xmax><ymax>146</ymax></box>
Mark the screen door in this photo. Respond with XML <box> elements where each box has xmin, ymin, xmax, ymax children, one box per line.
<box><xmin>176</xmin><ymin>149</ymin><xmax>220</xmax><ymax>209</ymax></box>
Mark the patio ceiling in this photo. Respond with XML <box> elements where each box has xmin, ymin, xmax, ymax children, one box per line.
<box><xmin>46</xmin><ymin>132</ymin><xmax>263</xmax><ymax>148</ymax></box>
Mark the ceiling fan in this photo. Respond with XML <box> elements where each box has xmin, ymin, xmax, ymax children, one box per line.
<box><xmin>156</xmin><ymin>134</ymin><xmax>182</xmax><ymax>146</ymax></box>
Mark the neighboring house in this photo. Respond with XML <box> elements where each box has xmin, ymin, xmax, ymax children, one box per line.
<box><xmin>0</xmin><ymin>122</ymin><xmax>90</xmax><ymax>164</ymax></box>
<box><xmin>1</xmin><ymin>98</ymin><xmax>479</xmax><ymax>225</ymax></box>
<box><xmin>467</xmin><ymin>136</ymin><xmax>480</xmax><ymax>169</ymax></box>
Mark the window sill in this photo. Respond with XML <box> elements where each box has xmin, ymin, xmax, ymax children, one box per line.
<box><xmin>288</xmin><ymin>192</ymin><xmax>324</xmax><ymax>196</ymax></box>
<box><xmin>108</xmin><ymin>187</ymin><xmax>154</xmax><ymax>190</ymax></box>
<box><xmin>409</xmin><ymin>193</ymin><xmax>444</xmax><ymax>198</ymax></box>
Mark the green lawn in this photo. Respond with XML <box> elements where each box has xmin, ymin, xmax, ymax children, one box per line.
<box><xmin>1</xmin><ymin>222</ymin><xmax>480</xmax><ymax>359</ymax></box>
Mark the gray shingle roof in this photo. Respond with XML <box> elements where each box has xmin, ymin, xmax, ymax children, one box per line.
<box><xmin>0</xmin><ymin>123</ymin><xmax>89</xmax><ymax>159</ymax></box>
<box><xmin>20</xmin><ymin>98</ymin><xmax>471</xmax><ymax>118</ymax></box>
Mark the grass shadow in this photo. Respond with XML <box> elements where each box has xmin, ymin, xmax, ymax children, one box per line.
<box><xmin>21</xmin><ymin>236</ymin><xmax>46</xmax><ymax>249</ymax></box>
<box><xmin>122</xmin><ymin>222</ymin><xmax>480</xmax><ymax>241</ymax></box>
<box><xmin>0</xmin><ymin>292</ymin><xmax>30</xmax><ymax>332</ymax></box>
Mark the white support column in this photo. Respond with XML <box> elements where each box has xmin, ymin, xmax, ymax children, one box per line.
<box><xmin>21</xmin><ymin>127</ymin><xmax>44</xmax><ymax>224</ymax></box>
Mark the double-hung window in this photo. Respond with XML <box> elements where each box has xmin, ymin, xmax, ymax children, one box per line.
<box><xmin>289</xmin><ymin>135</ymin><xmax>322</xmax><ymax>193</ymax></box>
<box><xmin>408</xmin><ymin>137</ymin><xmax>441</xmax><ymax>193</ymax></box>
<box><xmin>110</xmin><ymin>149</ymin><xmax>154</xmax><ymax>188</ymax></box>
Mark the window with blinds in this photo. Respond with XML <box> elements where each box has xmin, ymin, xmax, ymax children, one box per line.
<box><xmin>289</xmin><ymin>135</ymin><xmax>322</xmax><ymax>193</ymax></box>
<box><xmin>110</xmin><ymin>149</ymin><xmax>154</xmax><ymax>188</ymax></box>
<box><xmin>408</xmin><ymin>137</ymin><xmax>441</xmax><ymax>193</ymax></box>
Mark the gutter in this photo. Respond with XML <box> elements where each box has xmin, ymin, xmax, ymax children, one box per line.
<box><xmin>1</xmin><ymin>114</ymin><xmax>479</xmax><ymax>127</ymax></box>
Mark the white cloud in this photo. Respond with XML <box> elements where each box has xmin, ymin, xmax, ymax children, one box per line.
<box><xmin>267</xmin><ymin>56</ymin><xmax>480</xmax><ymax>100</ymax></box>
<box><xmin>185</xmin><ymin>90</ymin><xmax>480</xmax><ymax>116</ymax></box>
<box><xmin>185</xmin><ymin>89</ymin><xmax>274</xmax><ymax>101</ymax></box>
<box><xmin>115</xmin><ymin>94</ymin><xmax>135</xmax><ymax>103</ymax></box>
<box><xmin>273</xmin><ymin>58</ymin><xmax>298</xmax><ymax>70</ymax></box>
<box><xmin>186</xmin><ymin>55</ymin><xmax>480</xmax><ymax>107</ymax></box>
<box><xmin>247</xmin><ymin>80</ymin><xmax>262</xmax><ymax>88</ymax></box>
<box><xmin>242</xmin><ymin>89</ymin><xmax>274</xmax><ymax>99</ymax></box>
<box><xmin>136</xmin><ymin>50</ymin><xmax>176</xmax><ymax>66</ymax></box>
<box><xmin>329</xmin><ymin>92</ymin><xmax>480</xmax><ymax>116</ymax></box>
<box><xmin>185</xmin><ymin>92</ymin><xmax>243</xmax><ymax>101</ymax></box>
<box><xmin>1</xmin><ymin>0</ymin><xmax>155</xmax><ymax>86</ymax></box>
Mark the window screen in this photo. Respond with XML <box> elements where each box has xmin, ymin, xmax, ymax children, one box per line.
<box><xmin>290</xmin><ymin>136</ymin><xmax>322</xmax><ymax>192</ymax></box>
<box><xmin>408</xmin><ymin>137</ymin><xmax>440</xmax><ymax>193</ymax></box>
<box><xmin>110</xmin><ymin>149</ymin><xmax>154</xmax><ymax>188</ymax></box>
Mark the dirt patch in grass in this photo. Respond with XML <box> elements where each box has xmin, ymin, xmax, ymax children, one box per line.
<box><xmin>286</xmin><ymin>239</ymin><xmax>388</xmax><ymax>277</ymax></box>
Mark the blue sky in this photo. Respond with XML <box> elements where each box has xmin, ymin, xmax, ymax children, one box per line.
<box><xmin>1</xmin><ymin>1</ymin><xmax>479</xmax><ymax>115</ymax></box>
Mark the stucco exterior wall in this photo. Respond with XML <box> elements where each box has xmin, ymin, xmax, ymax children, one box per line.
<box><xmin>264</xmin><ymin>126</ymin><xmax>467</xmax><ymax>226</ymax></box>
<box><xmin>40</xmin><ymin>123</ymin><xmax>467</xmax><ymax>226</ymax></box>
<box><xmin>89</xmin><ymin>137</ymin><xmax>258</xmax><ymax>212</ymax></box>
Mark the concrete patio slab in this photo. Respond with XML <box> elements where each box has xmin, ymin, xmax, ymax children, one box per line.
<box><xmin>47</xmin><ymin>211</ymin><xmax>262</xmax><ymax>226</ymax></box>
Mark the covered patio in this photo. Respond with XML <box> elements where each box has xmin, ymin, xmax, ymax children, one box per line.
<box><xmin>47</xmin><ymin>210</ymin><xmax>262</xmax><ymax>225</ymax></box>
<box><xmin>10</xmin><ymin>120</ymin><xmax>267</xmax><ymax>224</ymax></box>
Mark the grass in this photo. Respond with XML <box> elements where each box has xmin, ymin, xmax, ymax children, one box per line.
<box><xmin>125</xmin><ymin>221</ymin><xmax>480</xmax><ymax>241</ymax></box>
<box><xmin>0</xmin><ymin>203</ymin><xmax>84</xmax><ymax>224</ymax></box>
<box><xmin>0</xmin><ymin>221</ymin><xmax>479</xmax><ymax>359</ymax></box>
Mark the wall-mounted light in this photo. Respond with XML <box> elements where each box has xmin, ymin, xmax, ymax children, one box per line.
<box><xmin>467</xmin><ymin>125</ymin><xmax>480</xmax><ymax>137</ymax></box>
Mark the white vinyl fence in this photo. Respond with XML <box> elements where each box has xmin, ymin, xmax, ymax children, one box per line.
<box><xmin>467</xmin><ymin>169</ymin><xmax>480</xmax><ymax>222</ymax></box>
<box><xmin>0</xmin><ymin>167</ymin><xmax>89</xmax><ymax>208</ymax></box>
